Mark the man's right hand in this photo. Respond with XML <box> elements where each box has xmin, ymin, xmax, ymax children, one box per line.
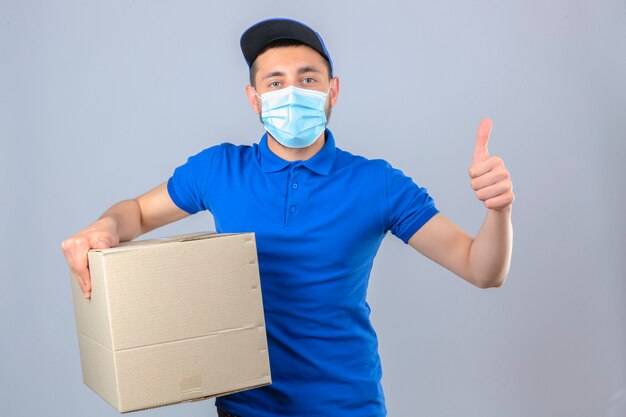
<box><xmin>61</xmin><ymin>182</ymin><xmax>192</xmax><ymax>299</ymax></box>
<box><xmin>61</xmin><ymin>217</ymin><xmax>120</xmax><ymax>299</ymax></box>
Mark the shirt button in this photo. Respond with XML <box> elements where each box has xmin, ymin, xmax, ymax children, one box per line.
<box><xmin>292</xmin><ymin>183</ymin><xmax>298</xmax><ymax>189</ymax></box>
<box><xmin>290</xmin><ymin>206</ymin><xmax>296</xmax><ymax>213</ymax></box>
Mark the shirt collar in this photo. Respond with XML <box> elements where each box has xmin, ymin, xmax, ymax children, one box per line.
<box><xmin>258</xmin><ymin>129</ymin><xmax>336</xmax><ymax>176</ymax></box>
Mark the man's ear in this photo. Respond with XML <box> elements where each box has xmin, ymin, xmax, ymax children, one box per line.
<box><xmin>329</xmin><ymin>76</ymin><xmax>340</xmax><ymax>107</ymax></box>
<box><xmin>245</xmin><ymin>85</ymin><xmax>261</xmax><ymax>114</ymax></box>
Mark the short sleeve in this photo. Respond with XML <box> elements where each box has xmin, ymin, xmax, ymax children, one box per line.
<box><xmin>167</xmin><ymin>146</ymin><xmax>220</xmax><ymax>214</ymax></box>
<box><xmin>385</xmin><ymin>163</ymin><xmax>439</xmax><ymax>243</ymax></box>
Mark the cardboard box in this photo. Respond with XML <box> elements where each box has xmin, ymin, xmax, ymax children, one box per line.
<box><xmin>70</xmin><ymin>232</ymin><xmax>271</xmax><ymax>413</ymax></box>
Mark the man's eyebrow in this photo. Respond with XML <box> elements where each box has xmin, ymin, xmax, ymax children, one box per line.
<box><xmin>297</xmin><ymin>66</ymin><xmax>322</xmax><ymax>74</ymax></box>
<box><xmin>261</xmin><ymin>66</ymin><xmax>323</xmax><ymax>80</ymax></box>
<box><xmin>262</xmin><ymin>71</ymin><xmax>285</xmax><ymax>80</ymax></box>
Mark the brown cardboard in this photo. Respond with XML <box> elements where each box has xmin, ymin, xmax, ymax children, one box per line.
<box><xmin>70</xmin><ymin>232</ymin><xmax>271</xmax><ymax>413</ymax></box>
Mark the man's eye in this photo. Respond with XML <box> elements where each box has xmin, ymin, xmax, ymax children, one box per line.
<box><xmin>303</xmin><ymin>77</ymin><xmax>316</xmax><ymax>84</ymax></box>
<box><xmin>269</xmin><ymin>81</ymin><xmax>281</xmax><ymax>88</ymax></box>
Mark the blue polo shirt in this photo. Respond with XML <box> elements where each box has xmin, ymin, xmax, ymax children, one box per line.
<box><xmin>167</xmin><ymin>129</ymin><xmax>438</xmax><ymax>417</ymax></box>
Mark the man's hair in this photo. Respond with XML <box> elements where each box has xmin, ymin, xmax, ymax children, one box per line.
<box><xmin>249</xmin><ymin>38</ymin><xmax>333</xmax><ymax>88</ymax></box>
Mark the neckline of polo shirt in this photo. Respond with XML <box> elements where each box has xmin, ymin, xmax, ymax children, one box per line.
<box><xmin>301</xmin><ymin>128</ymin><xmax>336</xmax><ymax>176</ymax></box>
<box><xmin>259</xmin><ymin>133</ymin><xmax>291</xmax><ymax>173</ymax></box>
<box><xmin>258</xmin><ymin>129</ymin><xmax>337</xmax><ymax>175</ymax></box>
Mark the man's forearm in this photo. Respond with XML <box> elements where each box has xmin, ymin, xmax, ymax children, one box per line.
<box><xmin>468</xmin><ymin>207</ymin><xmax>513</xmax><ymax>288</ymax></box>
<box><xmin>97</xmin><ymin>199</ymin><xmax>144</xmax><ymax>243</ymax></box>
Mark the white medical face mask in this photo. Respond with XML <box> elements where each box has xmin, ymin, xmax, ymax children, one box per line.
<box><xmin>256</xmin><ymin>86</ymin><xmax>329</xmax><ymax>148</ymax></box>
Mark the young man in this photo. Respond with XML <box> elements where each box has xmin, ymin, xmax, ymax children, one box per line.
<box><xmin>62</xmin><ymin>18</ymin><xmax>514</xmax><ymax>417</ymax></box>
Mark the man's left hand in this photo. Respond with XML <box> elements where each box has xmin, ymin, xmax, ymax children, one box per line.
<box><xmin>469</xmin><ymin>118</ymin><xmax>515</xmax><ymax>210</ymax></box>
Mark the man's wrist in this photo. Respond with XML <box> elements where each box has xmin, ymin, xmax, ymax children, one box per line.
<box><xmin>488</xmin><ymin>205</ymin><xmax>512</xmax><ymax>217</ymax></box>
<box><xmin>95</xmin><ymin>214</ymin><xmax>119</xmax><ymax>234</ymax></box>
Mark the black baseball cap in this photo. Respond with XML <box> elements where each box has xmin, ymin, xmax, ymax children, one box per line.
<box><xmin>240</xmin><ymin>18</ymin><xmax>333</xmax><ymax>71</ymax></box>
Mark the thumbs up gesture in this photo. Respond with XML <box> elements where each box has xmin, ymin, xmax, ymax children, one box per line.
<box><xmin>469</xmin><ymin>118</ymin><xmax>515</xmax><ymax>210</ymax></box>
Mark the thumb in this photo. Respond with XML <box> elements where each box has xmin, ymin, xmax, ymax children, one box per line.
<box><xmin>93</xmin><ymin>238</ymin><xmax>113</xmax><ymax>249</ymax></box>
<box><xmin>473</xmin><ymin>118</ymin><xmax>493</xmax><ymax>163</ymax></box>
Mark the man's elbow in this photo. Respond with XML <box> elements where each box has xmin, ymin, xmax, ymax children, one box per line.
<box><xmin>474</xmin><ymin>274</ymin><xmax>507</xmax><ymax>289</ymax></box>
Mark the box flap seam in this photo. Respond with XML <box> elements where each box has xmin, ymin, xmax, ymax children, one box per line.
<box><xmin>114</xmin><ymin>324</ymin><xmax>265</xmax><ymax>352</ymax></box>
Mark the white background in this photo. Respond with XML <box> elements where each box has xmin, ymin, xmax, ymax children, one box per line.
<box><xmin>1</xmin><ymin>1</ymin><xmax>625</xmax><ymax>416</ymax></box>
